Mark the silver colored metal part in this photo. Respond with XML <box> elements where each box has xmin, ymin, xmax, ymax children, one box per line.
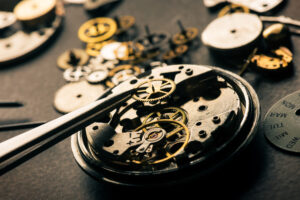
<box><xmin>0</xmin><ymin>11</ymin><xmax>16</xmax><ymax>30</ymax></box>
<box><xmin>111</xmin><ymin>69</ymin><xmax>137</xmax><ymax>86</ymax></box>
<box><xmin>86</xmin><ymin>70</ymin><xmax>108</xmax><ymax>83</ymax></box>
<box><xmin>100</xmin><ymin>42</ymin><xmax>122</xmax><ymax>60</ymax></box>
<box><xmin>260</xmin><ymin>15</ymin><xmax>300</xmax><ymax>28</ymax></box>
<box><xmin>64</xmin><ymin>0</ymin><xmax>86</xmax><ymax>4</ymax></box>
<box><xmin>203</xmin><ymin>0</ymin><xmax>283</xmax><ymax>13</ymax></box>
<box><xmin>201</xmin><ymin>13</ymin><xmax>262</xmax><ymax>51</ymax></box>
<box><xmin>71</xmin><ymin>64</ymin><xmax>260</xmax><ymax>186</ymax></box>
<box><xmin>264</xmin><ymin>90</ymin><xmax>300</xmax><ymax>153</ymax></box>
<box><xmin>0</xmin><ymin>16</ymin><xmax>62</xmax><ymax>64</ymax></box>
<box><xmin>53</xmin><ymin>81</ymin><xmax>105</xmax><ymax>113</ymax></box>
<box><xmin>63</xmin><ymin>66</ymin><xmax>92</xmax><ymax>82</ymax></box>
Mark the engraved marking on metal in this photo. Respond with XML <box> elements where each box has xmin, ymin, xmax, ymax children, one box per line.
<box><xmin>264</xmin><ymin>90</ymin><xmax>300</xmax><ymax>153</ymax></box>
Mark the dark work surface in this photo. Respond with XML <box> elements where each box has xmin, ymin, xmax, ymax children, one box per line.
<box><xmin>1</xmin><ymin>1</ymin><xmax>300</xmax><ymax>200</ymax></box>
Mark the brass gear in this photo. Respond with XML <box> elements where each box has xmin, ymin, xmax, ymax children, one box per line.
<box><xmin>218</xmin><ymin>4</ymin><xmax>249</xmax><ymax>17</ymax></box>
<box><xmin>172</xmin><ymin>27</ymin><xmax>198</xmax><ymax>45</ymax></box>
<box><xmin>105</xmin><ymin>64</ymin><xmax>141</xmax><ymax>88</ymax></box>
<box><xmin>78</xmin><ymin>17</ymin><xmax>117</xmax><ymax>43</ymax></box>
<box><xmin>143</xmin><ymin>107</ymin><xmax>187</xmax><ymax>124</ymax></box>
<box><xmin>133</xmin><ymin>78</ymin><xmax>176</xmax><ymax>102</ymax></box>
<box><xmin>132</xmin><ymin>119</ymin><xmax>190</xmax><ymax>164</ymax></box>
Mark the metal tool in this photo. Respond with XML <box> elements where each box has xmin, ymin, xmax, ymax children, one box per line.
<box><xmin>260</xmin><ymin>15</ymin><xmax>300</xmax><ymax>28</ymax></box>
<box><xmin>0</xmin><ymin>86</ymin><xmax>135</xmax><ymax>174</ymax></box>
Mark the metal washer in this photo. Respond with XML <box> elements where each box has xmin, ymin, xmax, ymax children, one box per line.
<box><xmin>201</xmin><ymin>13</ymin><xmax>262</xmax><ymax>51</ymax></box>
<box><xmin>264</xmin><ymin>90</ymin><xmax>300</xmax><ymax>153</ymax></box>
<box><xmin>53</xmin><ymin>81</ymin><xmax>105</xmax><ymax>113</ymax></box>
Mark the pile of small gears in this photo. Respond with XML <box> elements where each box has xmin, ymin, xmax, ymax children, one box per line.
<box><xmin>0</xmin><ymin>0</ymin><xmax>64</xmax><ymax>64</ymax></box>
<box><xmin>201</xmin><ymin>2</ymin><xmax>298</xmax><ymax>76</ymax></box>
<box><xmin>54</xmin><ymin>16</ymin><xmax>199</xmax><ymax>113</ymax></box>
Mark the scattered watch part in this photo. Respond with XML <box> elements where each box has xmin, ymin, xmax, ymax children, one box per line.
<box><xmin>106</xmin><ymin>64</ymin><xmax>141</xmax><ymax>88</ymax></box>
<box><xmin>251</xmin><ymin>54</ymin><xmax>287</xmax><ymax>70</ymax></box>
<box><xmin>54</xmin><ymin>80</ymin><xmax>105</xmax><ymax>113</ymax></box>
<box><xmin>72</xmin><ymin>64</ymin><xmax>260</xmax><ymax>186</ymax></box>
<box><xmin>86</xmin><ymin>69</ymin><xmax>108</xmax><ymax>84</ymax></box>
<box><xmin>0</xmin><ymin>15</ymin><xmax>63</xmax><ymax>65</ymax></box>
<box><xmin>172</xmin><ymin>20</ymin><xmax>198</xmax><ymax>45</ymax></box>
<box><xmin>149</xmin><ymin>61</ymin><xmax>167</xmax><ymax>68</ymax></box>
<box><xmin>136</xmin><ymin>26</ymin><xmax>169</xmax><ymax>52</ymax></box>
<box><xmin>263</xmin><ymin>23</ymin><xmax>291</xmax><ymax>49</ymax></box>
<box><xmin>115</xmin><ymin>41</ymin><xmax>144</xmax><ymax>61</ymax></box>
<box><xmin>85</xmin><ymin>40</ymin><xmax>115</xmax><ymax>56</ymax></box>
<box><xmin>203</xmin><ymin>0</ymin><xmax>284</xmax><ymax>13</ymax></box>
<box><xmin>78</xmin><ymin>17</ymin><xmax>117</xmax><ymax>43</ymax></box>
<box><xmin>259</xmin><ymin>15</ymin><xmax>300</xmax><ymax>28</ymax></box>
<box><xmin>229</xmin><ymin>0</ymin><xmax>284</xmax><ymax>13</ymax></box>
<box><xmin>218</xmin><ymin>4</ymin><xmax>249</xmax><ymax>17</ymax></box>
<box><xmin>64</xmin><ymin>0</ymin><xmax>86</xmax><ymax>4</ymax></box>
<box><xmin>57</xmin><ymin>48</ymin><xmax>89</xmax><ymax>70</ymax></box>
<box><xmin>162</xmin><ymin>45</ymin><xmax>188</xmax><ymax>62</ymax></box>
<box><xmin>115</xmin><ymin>16</ymin><xmax>135</xmax><ymax>35</ymax></box>
<box><xmin>63</xmin><ymin>66</ymin><xmax>92</xmax><ymax>82</ymax></box>
<box><xmin>84</xmin><ymin>0</ymin><xmax>121</xmax><ymax>12</ymax></box>
<box><xmin>201</xmin><ymin>13</ymin><xmax>262</xmax><ymax>52</ymax></box>
<box><xmin>264</xmin><ymin>90</ymin><xmax>300</xmax><ymax>153</ymax></box>
<box><xmin>251</xmin><ymin>46</ymin><xmax>293</xmax><ymax>71</ymax></box>
<box><xmin>100</xmin><ymin>41</ymin><xmax>122</xmax><ymax>60</ymax></box>
<box><xmin>13</xmin><ymin>0</ymin><xmax>57</xmax><ymax>28</ymax></box>
<box><xmin>0</xmin><ymin>11</ymin><xmax>16</xmax><ymax>30</ymax></box>
<box><xmin>273</xmin><ymin>46</ymin><xmax>293</xmax><ymax>63</ymax></box>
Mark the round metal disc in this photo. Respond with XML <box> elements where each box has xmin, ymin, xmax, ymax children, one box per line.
<box><xmin>13</xmin><ymin>0</ymin><xmax>56</xmax><ymax>22</ymax></box>
<box><xmin>201</xmin><ymin>13</ymin><xmax>262</xmax><ymax>51</ymax></box>
<box><xmin>86</xmin><ymin>70</ymin><xmax>108</xmax><ymax>83</ymax></box>
<box><xmin>100</xmin><ymin>42</ymin><xmax>122</xmax><ymax>60</ymax></box>
<box><xmin>0</xmin><ymin>16</ymin><xmax>62</xmax><ymax>65</ymax></box>
<box><xmin>0</xmin><ymin>11</ymin><xmax>16</xmax><ymax>30</ymax></box>
<box><xmin>57</xmin><ymin>49</ymin><xmax>89</xmax><ymax>70</ymax></box>
<box><xmin>264</xmin><ymin>90</ymin><xmax>300</xmax><ymax>153</ymax></box>
<box><xmin>54</xmin><ymin>81</ymin><xmax>105</xmax><ymax>113</ymax></box>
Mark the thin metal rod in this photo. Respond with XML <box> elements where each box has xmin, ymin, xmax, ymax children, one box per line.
<box><xmin>0</xmin><ymin>101</ymin><xmax>23</xmax><ymax>107</ymax></box>
<box><xmin>260</xmin><ymin>15</ymin><xmax>300</xmax><ymax>27</ymax></box>
<box><xmin>0</xmin><ymin>121</ymin><xmax>46</xmax><ymax>131</ymax></box>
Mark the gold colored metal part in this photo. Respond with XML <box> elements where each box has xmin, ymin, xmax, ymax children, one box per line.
<box><xmin>162</xmin><ymin>45</ymin><xmax>188</xmax><ymax>60</ymax></box>
<box><xmin>57</xmin><ymin>48</ymin><xmax>89</xmax><ymax>70</ymax></box>
<box><xmin>115</xmin><ymin>41</ymin><xmax>144</xmax><ymax>61</ymax></box>
<box><xmin>251</xmin><ymin>54</ymin><xmax>285</xmax><ymax>70</ymax></box>
<box><xmin>132</xmin><ymin>119</ymin><xmax>190</xmax><ymax>164</ymax></box>
<box><xmin>106</xmin><ymin>65</ymin><xmax>141</xmax><ymax>88</ymax></box>
<box><xmin>218</xmin><ymin>4</ymin><xmax>249</xmax><ymax>17</ymax></box>
<box><xmin>116</xmin><ymin>16</ymin><xmax>135</xmax><ymax>34</ymax></box>
<box><xmin>78</xmin><ymin>17</ymin><xmax>117</xmax><ymax>43</ymax></box>
<box><xmin>133</xmin><ymin>78</ymin><xmax>176</xmax><ymax>102</ymax></box>
<box><xmin>172</xmin><ymin>27</ymin><xmax>198</xmax><ymax>45</ymax></box>
<box><xmin>251</xmin><ymin>46</ymin><xmax>293</xmax><ymax>70</ymax></box>
<box><xmin>85</xmin><ymin>40</ymin><xmax>115</xmax><ymax>57</ymax></box>
<box><xmin>273</xmin><ymin>46</ymin><xmax>293</xmax><ymax>63</ymax></box>
<box><xmin>143</xmin><ymin>107</ymin><xmax>187</xmax><ymax>124</ymax></box>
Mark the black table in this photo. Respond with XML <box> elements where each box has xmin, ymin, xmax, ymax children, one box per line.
<box><xmin>1</xmin><ymin>1</ymin><xmax>300</xmax><ymax>199</ymax></box>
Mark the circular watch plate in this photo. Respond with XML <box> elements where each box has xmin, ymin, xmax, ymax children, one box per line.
<box><xmin>264</xmin><ymin>90</ymin><xmax>300</xmax><ymax>153</ymax></box>
<box><xmin>201</xmin><ymin>13</ymin><xmax>262</xmax><ymax>51</ymax></box>
<box><xmin>54</xmin><ymin>81</ymin><xmax>105</xmax><ymax>113</ymax></box>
